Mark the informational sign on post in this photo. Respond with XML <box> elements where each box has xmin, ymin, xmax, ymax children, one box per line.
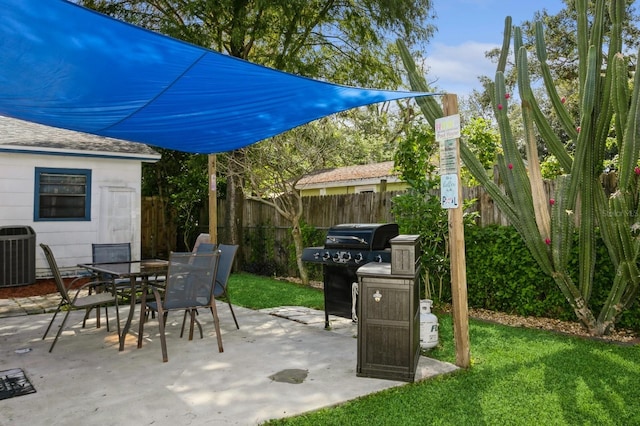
<box><xmin>435</xmin><ymin>114</ymin><xmax>461</xmax><ymax>142</ymax></box>
<box><xmin>439</xmin><ymin>139</ymin><xmax>458</xmax><ymax>175</ymax></box>
<box><xmin>440</xmin><ymin>174</ymin><xmax>459</xmax><ymax>208</ymax></box>
<box><xmin>435</xmin><ymin>114</ymin><xmax>461</xmax><ymax>209</ymax></box>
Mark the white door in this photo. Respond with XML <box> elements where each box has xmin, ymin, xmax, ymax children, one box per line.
<box><xmin>98</xmin><ymin>187</ymin><xmax>135</xmax><ymax>244</ymax></box>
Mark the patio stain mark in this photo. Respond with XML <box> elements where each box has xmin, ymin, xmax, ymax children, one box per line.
<box><xmin>269</xmin><ymin>369</ymin><xmax>308</xmax><ymax>384</ymax></box>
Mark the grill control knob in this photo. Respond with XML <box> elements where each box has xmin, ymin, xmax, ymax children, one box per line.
<box><xmin>374</xmin><ymin>255</ymin><xmax>383</xmax><ymax>263</ymax></box>
<box><xmin>354</xmin><ymin>253</ymin><xmax>364</xmax><ymax>263</ymax></box>
<box><xmin>342</xmin><ymin>252</ymin><xmax>351</xmax><ymax>261</ymax></box>
<box><xmin>323</xmin><ymin>252</ymin><xmax>331</xmax><ymax>261</ymax></box>
<box><xmin>332</xmin><ymin>252</ymin><xmax>341</xmax><ymax>262</ymax></box>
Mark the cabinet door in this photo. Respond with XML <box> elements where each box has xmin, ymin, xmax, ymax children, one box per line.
<box><xmin>361</xmin><ymin>278</ymin><xmax>412</xmax><ymax>322</ymax></box>
<box><xmin>359</xmin><ymin>278</ymin><xmax>413</xmax><ymax>368</ymax></box>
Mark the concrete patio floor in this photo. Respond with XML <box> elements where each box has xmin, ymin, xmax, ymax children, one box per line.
<box><xmin>0</xmin><ymin>301</ymin><xmax>458</xmax><ymax>425</ymax></box>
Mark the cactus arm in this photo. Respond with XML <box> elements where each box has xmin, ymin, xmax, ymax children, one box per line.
<box><xmin>603</xmin><ymin>0</ymin><xmax>625</xmax><ymax>167</ymax></box>
<box><xmin>592</xmin><ymin>4</ymin><xmax>616</xmax><ymax>171</ymax></box>
<box><xmin>589</xmin><ymin>0</ymin><xmax>606</xmax><ymax>64</ymax></box>
<box><xmin>497</xmin><ymin>16</ymin><xmax>512</xmax><ymax>73</ymax></box>
<box><xmin>594</xmin><ymin>181</ymin><xmax>621</xmax><ymax>267</ymax></box>
<box><xmin>620</xmin><ymin>262</ymin><xmax>640</xmax><ymax>311</ymax></box>
<box><xmin>565</xmin><ymin>45</ymin><xmax>599</xmax><ymax>302</ymax></box>
<box><xmin>609</xmin><ymin>0</ymin><xmax>625</xmax><ymax>53</ymax></box>
<box><xmin>534</xmin><ymin>22</ymin><xmax>578</xmax><ymax>140</ymax></box>
<box><xmin>494</xmin><ymin>69</ymin><xmax>555</xmax><ymax>274</ymax></box>
<box><xmin>610</xmin><ymin>194</ymin><xmax>636</xmax><ymax>261</ymax></box>
<box><xmin>493</xmin><ymin>72</ymin><xmax>536</xmax><ymax>218</ymax></box>
<box><xmin>459</xmin><ymin>144</ymin><xmax>519</xmax><ymax>223</ymax></box>
<box><xmin>600</xmin><ymin>192</ymin><xmax>640</xmax><ymax>327</ymax></box>
<box><xmin>550</xmin><ymin>175</ymin><xmax>574</xmax><ymax>271</ymax></box>
<box><xmin>617</xmin><ymin>48</ymin><xmax>640</xmax><ymax>189</ymax></box>
<box><xmin>519</xmin><ymin>24</ymin><xmax>574</xmax><ymax>172</ymax></box>
<box><xmin>395</xmin><ymin>40</ymin><xmax>443</xmax><ymax>128</ymax></box>
<box><xmin>516</xmin><ymin>47</ymin><xmax>551</xmax><ymax>241</ymax></box>
<box><xmin>612</xmin><ymin>53</ymin><xmax>629</xmax><ymax>143</ymax></box>
<box><xmin>529</xmin><ymin>98</ymin><xmax>574</xmax><ymax>173</ymax></box>
<box><xmin>597</xmin><ymin>259</ymin><xmax>640</xmax><ymax>334</ymax></box>
<box><xmin>576</xmin><ymin>0</ymin><xmax>588</xmax><ymax>106</ymax></box>
<box><xmin>567</xmin><ymin>46</ymin><xmax>598</xmax><ymax>205</ymax></box>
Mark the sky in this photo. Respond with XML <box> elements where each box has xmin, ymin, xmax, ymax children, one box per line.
<box><xmin>426</xmin><ymin>0</ymin><xmax>567</xmax><ymax>97</ymax></box>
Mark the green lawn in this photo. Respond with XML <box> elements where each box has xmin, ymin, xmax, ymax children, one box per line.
<box><xmin>228</xmin><ymin>273</ymin><xmax>640</xmax><ymax>426</ymax></box>
<box><xmin>228</xmin><ymin>272</ymin><xmax>324</xmax><ymax>310</ymax></box>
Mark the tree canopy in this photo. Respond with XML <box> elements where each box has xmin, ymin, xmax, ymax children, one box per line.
<box><xmin>79</xmin><ymin>0</ymin><xmax>437</xmax><ymax>255</ymax></box>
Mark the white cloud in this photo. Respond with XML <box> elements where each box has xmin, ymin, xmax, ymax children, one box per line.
<box><xmin>424</xmin><ymin>41</ymin><xmax>500</xmax><ymax>96</ymax></box>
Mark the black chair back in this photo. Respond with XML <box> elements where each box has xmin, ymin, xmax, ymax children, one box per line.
<box><xmin>214</xmin><ymin>244</ymin><xmax>238</xmax><ymax>297</ymax></box>
<box><xmin>39</xmin><ymin>243</ymin><xmax>70</xmax><ymax>303</ymax></box>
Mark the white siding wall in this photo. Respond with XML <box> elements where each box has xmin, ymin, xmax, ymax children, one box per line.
<box><xmin>0</xmin><ymin>152</ymin><xmax>143</xmax><ymax>277</ymax></box>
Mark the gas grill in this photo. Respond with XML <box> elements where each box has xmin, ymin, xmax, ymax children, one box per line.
<box><xmin>302</xmin><ymin>223</ymin><xmax>399</xmax><ymax>328</ymax></box>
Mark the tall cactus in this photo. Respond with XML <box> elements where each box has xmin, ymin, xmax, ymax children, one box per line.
<box><xmin>398</xmin><ymin>0</ymin><xmax>640</xmax><ymax>335</ymax></box>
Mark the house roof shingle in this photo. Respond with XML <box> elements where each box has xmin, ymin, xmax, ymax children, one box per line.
<box><xmin>297</xmin><ymin>161</ymin><xmax>399</xmax><ymax>187</ymax></box>
<box><xmin>0</xmin><ymin>115</ymin><xmax>160</xmax><ymax>161</ymax></box>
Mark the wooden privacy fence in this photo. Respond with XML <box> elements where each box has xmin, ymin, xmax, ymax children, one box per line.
<box><xmin>142</xmin><ymin>173</ymin><xmax>620</xmax><ymax>270</ymax></box>
<box><xmin>233</xmin><ymin>192</ymin><xmax>397</xmax><ymax>230</ymax></box>
<box><xmin>141</xmin><ymin>195</ymin><xmax>176</xmax><ymax>259</ymax></box>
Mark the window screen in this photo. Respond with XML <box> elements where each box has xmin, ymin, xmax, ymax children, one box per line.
<box><xmin>35</xmin><ymin>168</ymin><xmax>91</xmax><ymax>221</ymax></box>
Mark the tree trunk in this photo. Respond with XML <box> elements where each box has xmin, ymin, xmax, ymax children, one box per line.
<box><xmin>291</xmin><ymin>219</ymin><xmax>309</xmax><ymax>285</ymax></box>
<box><xmin>224</xmin><ymin>150</ymin><xmax>245</xmax><ymax>267</ymax></box>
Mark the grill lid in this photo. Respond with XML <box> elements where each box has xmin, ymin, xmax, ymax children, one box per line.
<box><xmin>324</xmin><ymin>223</ymin><xmax>399</xmax><ymax>250</ymax></box>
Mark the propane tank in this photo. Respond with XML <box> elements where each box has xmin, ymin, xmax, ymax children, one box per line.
<box><xmin>419</xmin><ymin>299</ymin><xmax>439</xmax><ymax>349</ymax></box>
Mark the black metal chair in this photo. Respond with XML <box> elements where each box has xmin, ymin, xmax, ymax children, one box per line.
<box><xmin>83</xmin><ymin>243</ymin><xmax>132</xmax><ymax>326</ymax></box>
<box><xmin>192</xmin><ymin>233</ymin><xmax>212</xmax><ymax>252</ymax></box>
<box><xmin>138</xmin><ymin>251</ymin><xmax>223</xmax><ymax>362</ymax></box>
<box><xmin>91</xmin><ymin>243</ymin><xmax>132</xmax><ymax>287</ymax></box>
<box><xmin>92</xmin><ymin>243</ymin><xmax>131</xmax><ymax>269</ymax></box>
<box><xmin>181</xmin><ymin>243</ymin><xmax>239</xmax><ymax>333</ymax></box>
<box><xmin>213</xmin><ymin>244</ymin><xmax>240</xmax><ymax>329</ymax></box>
<box><xmin>195</xmin><ymin>242</ymin><xmax>217</xmax><ymax>253</ymax></box>
<box><xmin>40</xmin><ymin>243</ymin><xmax>117</xmax><ymax>352</ymax></box>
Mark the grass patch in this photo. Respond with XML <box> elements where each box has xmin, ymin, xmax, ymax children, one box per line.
<box><xmin>226</xmin><ymin>272</ymin><xmax>640</xmax><ymax>425</ymax></box>
<box><xmin>228</xmin><ymin>272</ymin><xmax>324</xmax><ymax>310</ymax></box>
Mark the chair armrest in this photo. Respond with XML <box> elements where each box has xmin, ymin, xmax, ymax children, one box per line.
<box><xmin>148</xmin><ymin>281</ymin><xmax>166</xmax><ymax>291</ymax></box>
<box><xmin>68</xmin><ymin>279</ymin><xmax>118</xmax><ymax>303</ymax></box>
<box><xmin>150</xmin><ymin>285</ymin><xmax>164</xmax><ymax>307</ymax></box>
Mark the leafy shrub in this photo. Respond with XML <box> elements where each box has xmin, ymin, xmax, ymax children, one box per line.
<box><xmin>465</xmin><ymin>225</ymin><xmax>640</xmax><ymax>331</ymax></box>
<box><xmin>243</xmin><ymin>222</ymin><xmax>280</xmax><ymax>276</ymax></box>
<box><xmin>465</xmin><ymin>225</ymin><xmax>567</xmax><ymax>318</ymax></box>
<box><xmin>293</xmin><ymin>221</ymin><xmax>325</xmax><ymax>281</ymax></box>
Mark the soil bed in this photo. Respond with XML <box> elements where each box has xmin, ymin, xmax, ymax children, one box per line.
<box><xmin>0</xmin><ymin>278</ymin><xmax>87</xmax><ymax>299</ymax></box>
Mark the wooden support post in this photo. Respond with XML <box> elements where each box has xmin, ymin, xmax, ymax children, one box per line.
<box><xmin>442</xmin><ymin>94</ymin><xmax>470</xmax><ymax>368</ymax></box>
<box><xmin>208</xmin><ymin>154</ymin><xmax>218</xmax><ymax>244</ymax></box>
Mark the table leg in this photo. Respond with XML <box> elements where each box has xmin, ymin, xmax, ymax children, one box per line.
<box><xmin>114</xmin><ymin>279</ymin><xmax>121</xmax><ymax>346</ymax></box>
<box><xmin>118</xmin><ymin>276</ymin><xmax>138</xmax><ymax>351</ymax></box>
<box><xmin>210</xmin><ymin>296</ymin><xmax>224</xmax><ymax>353</ymax></box>
<box><xmin>137</xmin><ymin>279</ymin><xmax>149</xmax><ymax>349</ymax></box>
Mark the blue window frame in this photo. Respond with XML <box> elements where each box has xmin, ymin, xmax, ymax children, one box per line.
<box><xmin>34</xmin><ymin>167</ymin><xmax>91</xmax><ymax>221</ymax></box>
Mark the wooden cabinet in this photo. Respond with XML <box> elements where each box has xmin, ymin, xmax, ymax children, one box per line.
<box><xmin>356</xmin><ymin>262</ymin><xmax>420</xmax><ymax>382</ymax></box>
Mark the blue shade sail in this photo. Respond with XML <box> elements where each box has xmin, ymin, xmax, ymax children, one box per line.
<box><xmin>0</xmin><ymin>0</ymin><xmax>435</xmax><ymax>154</ymax></box>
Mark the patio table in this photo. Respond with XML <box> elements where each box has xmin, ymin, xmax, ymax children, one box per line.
<box><xmin>78</xmin><ymin>259</ymin><xmax>168</xmax><ymax>351</ymax></box>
